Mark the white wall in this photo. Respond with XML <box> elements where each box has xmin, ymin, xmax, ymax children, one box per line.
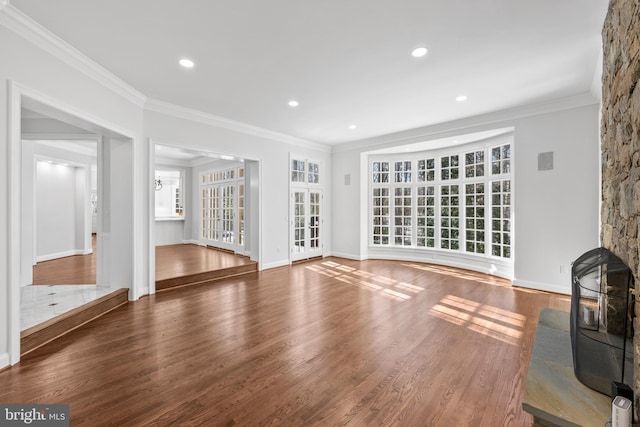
<box><xmin>332</xmin><ymin>101</ymin><xmax>601</xmax><ymax>294</ymax></box>
<box><xmin>36</xmin><ymin>162</ymin><xmax>79</xmax><ymax>260</ymax></box>
<box><xmin>513</xmin><ymin>106</ymin><xmax>600</xmax><ymax>292</ymax></box>
<box><xmin>155</xmin><ymin>220</ymin><xmax>185</xmax><ymax>246</ymax></box>
<box><xmin>106</xmin><ymin>136</ymin><xmax>135</xmax><ymax>290</ymax></box>
<box><xmin>28</xmin><ymin>143</ymin><xmax>94</xmax><ymax>268</ymax></box>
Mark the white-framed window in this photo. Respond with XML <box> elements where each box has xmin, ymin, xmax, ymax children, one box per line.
<box><xmin>291</xmin><ymin>159</ymin><xmax>305</xmax><ymax>183</ymax></box>
<box><xmin>308</xmin><ymin>162</ymin><xmax>320</xmax><ymax>184</ymax></box>
<box><xmin>155</xmin><ymin>169</ymin><xmax>184</xmax><ymax>219</ymax></box>
<box><xmin>291</xmin><ymin>158</ymin><xmax>321</xmax><ymax>185</ymax></box>
<box><xmin>417</xmin><ymin>158</ymin><xmax>435</xmax><ymax>182</ymax></box>
<box><xmin>491</xmin><ymin>144</ymin><xmax>511</xmax><ymax>175</ymax></box>
<box><xmin>465</xmin><ymin>182</ymin><xmax>485</xmax><ymax>254</ymax></box>
<box><xmin>416</xmin><ymin>185</ymin><xmax>435</xmax><ymax>248</ymax></box>
<box><xmin>440</xmin><ymin>184</ymin><xmax>460</xmax><ymax>250</ymax></box>
<box><xmin>372</xmin><ymin>188</ymin><xmax>390</xmax><ymax>245</ymax></box>
<box><xmin>394</xmin><ymin>187</ymin><xmax>412</xmax><ymax>246</ymax></box>
<box><xmin>372</xmin><ymin>161</ymin><xmax>390</xmax><ymax>183</ymax></box>
<box><xmin>394</xmin><ymin>161</ymin><xmax>412</xmax><ymax>183</ymax></box>
<box><xmin>440</xmin><ymin>155</ymin><xmax>459</xmax><ymax>180</ymax></box>
<box><xmin>465</xmin><ymin>150</ymin><xmax>485</xmax><ymax>178</ymax></box>
<box><xmin>491</xmin><ymin>179</ymin><xmax>512</xmax><ymax>258</ymax></box>
<box><xmin>369</xmin><ymin>135</ymin><xmax>513</xmax><ymax>262</ymax></box>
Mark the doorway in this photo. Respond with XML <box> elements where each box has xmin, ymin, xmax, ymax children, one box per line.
<box><xmin>28</xmin><ymin>140</ymin><xmax>97</xmax><ymax>286</ymax></box>
<box><xmin>151</xmin><ymin>142</ymin><xmax>261</xmax><ymax>292</ymax></box>
<box><xmin>8</xmin><ymin>86</ymin><xmax>138</xmax><ymax>365</ymax></box>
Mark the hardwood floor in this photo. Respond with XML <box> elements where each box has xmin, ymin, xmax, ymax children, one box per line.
<box><xmin>155</xmin><ymin>244</ymin><xmax>256</xmax><ymax>283</ymax></box>
<box><xmin>2</xmin><ymin>257</ymin><xmax>570</xmax><ymax>426</ymax></box>
<box><xmin>33</xmin><ymin>242</ymin><xmax>251</xmax><ymax>285</ymax></box>
<box><xmin>32</xmin><ymin>245</ymin><xmax>97</xmax><ymax>285</ymax></box>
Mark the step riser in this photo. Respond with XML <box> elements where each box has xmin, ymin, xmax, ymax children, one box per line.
<box><xmin>21</xmin><ymin>266</ymin><xmax>257</xmax><ymax>356</ymax></box>
<box><xmin>21</xmin><ymin>289</ymin><xmax>129</xmax><ymax>356</ymax></box>
<box><xmin>156</xmin><ymin>264</ymin><xmax>257</xmax><ymax>291</ymax></box>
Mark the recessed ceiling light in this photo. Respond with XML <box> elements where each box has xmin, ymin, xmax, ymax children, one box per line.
<box><xmin>288</xmin><ymin>100</ymin><xmax>299</xmax><ymax>107</ymax></box>
<box><xmin>179</xmin><ymin>58</ymin><xmax>195</xmax><ymax>68</ymax></box>
<box><xmin>411</xmin><ymin>47</ymin><xmax>428</xmax><ymax>58</ymax></box>
<box><xmin>348</xmin><ymin>124</ymin><xmax>357</xmax><ymax>130</ymax></box>
<box><xmin>456</xmin><ymin>95</ymin><xmax>468</xmax><ymax>102</ymax></box>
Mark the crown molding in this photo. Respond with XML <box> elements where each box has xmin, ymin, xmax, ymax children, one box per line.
<box><xmin>333</xmin><ymin>92</ymin><xmax>600</xmax><ymax>154</ymax></box>
<box><xmin>0</xmin><ymin>4</ymin><xmax>147</xmax><ymax>108</ymax></box>
<box><xmin>145</xmin><ymin>98</ymin><xmax>331</xmax><ymax>154</ymax></box>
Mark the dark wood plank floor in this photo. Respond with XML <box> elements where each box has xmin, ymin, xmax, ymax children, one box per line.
<box><xmin>3</xmin><ymin>257</ymin><xmax>570</xmax><ymax>426</ymax></box>
<box><xmin>32</xmin><ymin>243</ymin><xmax>249</xmax><ymax>285</ymax></box>
<box><xmin>155</xmin><ymin>244</ymin><xmax>255</xmax><ymax>282</ymax></box>
<box><xmin>32</xmin><ymin>236</ymin><xmax>97</xmax><ymax>284</ymax></box>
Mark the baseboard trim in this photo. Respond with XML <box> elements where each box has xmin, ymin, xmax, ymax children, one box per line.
<box><xmin>513</xmin><ymin>279</ymin><xmax>570</xmax><ymax>295</ymax></box>
<box><xmin>0</xmin><ymin>352</ymin><xmax>9</xmax><ymax>370</ymax></box>
<box><xmin>36</xmin><ymin>249</ymin><xmax>85</xmax><ymax>263</ymax></box>
<box><xmin>261</xmin><ymin>260</ymin><xmax>291</xmax><ymax>270</ymax></box>
<box><xmin>329</xmin><ymin>251</ymin><xmax>366</xmax><ymax>261</ymax></box>
<box><xmin>364</xmin><ymin>252</ymin><xmax>513</xmax><ymax>281</ymax></box>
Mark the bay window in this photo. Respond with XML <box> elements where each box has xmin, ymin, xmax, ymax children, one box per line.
<box><xmin>369</xmin><ymin>136</ymin><xmax>513</xmax><ymax>263</ymax></box>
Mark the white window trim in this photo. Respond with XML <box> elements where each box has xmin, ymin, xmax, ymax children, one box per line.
<box><xmin>290</xmin><ymin>155</ymin><xmax>323</xmax><ymax>187</ymax></box>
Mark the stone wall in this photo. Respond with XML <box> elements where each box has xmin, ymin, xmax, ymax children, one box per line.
<box><xmin>601</xmin><ymin>0</ymin><xmax>640</xmax><ymax>414</ymax></box>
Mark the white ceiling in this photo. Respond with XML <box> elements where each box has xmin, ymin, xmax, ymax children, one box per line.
<box><xmin>10</xmin><ymin>0</ymin><xmax>608</xmax><ymax>146</ymax></box>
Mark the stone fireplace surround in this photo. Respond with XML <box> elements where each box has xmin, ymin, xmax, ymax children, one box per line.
<box><xmin>600</xmin><ymin>0</ymin><xmax>640</xmax><ymax>416</ymax></box>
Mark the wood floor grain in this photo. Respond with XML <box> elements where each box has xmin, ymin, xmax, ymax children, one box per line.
<box><xmin>33</xmin><ymin>242</ymin><xmax>252</xmax><ymax>285</ymax></box>
<box><xmin>1</xmin><ymin>257</ymin><xmax>570</xmax><ymax>426</ymax></box>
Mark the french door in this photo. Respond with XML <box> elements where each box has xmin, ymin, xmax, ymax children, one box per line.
<box><xmin>201</xmin><ymin>183</ymin><xmax>239</xmax><ymax>252</ymax></box>
<box><xmin>291</xmin><ymin>189</ymin><xmax>322</xmax><ymax>261</ymax></box>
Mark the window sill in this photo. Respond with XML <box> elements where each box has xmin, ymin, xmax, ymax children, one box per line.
<box><xmin>155</xmin><ymin>217</ymin><xmax>185</xmax><ymax>222</ymax></box>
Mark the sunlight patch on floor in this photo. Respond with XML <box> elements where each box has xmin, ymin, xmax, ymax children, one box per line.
<box><xmin>303</xmin><ymin>261</ymin><xmax>424</xmax><ymax>302</ymax></box>
<box><xmin>429</xmin><ymin>294</ymin><xmax>525</xmax><ymax>346</ymax></box>
<box><xmin>402</xmin><ymin>262</ymin><xmax>511</xmax><ymax>287</ymax></box>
